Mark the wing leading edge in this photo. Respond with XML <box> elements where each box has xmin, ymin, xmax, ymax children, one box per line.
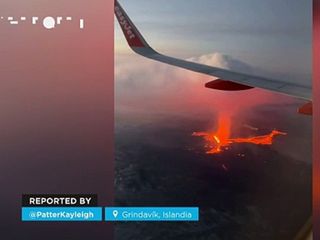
<box><xmin>114</xmin><ymin>0</ymin><xmax>311</xmax><ymax>101</ymax></box>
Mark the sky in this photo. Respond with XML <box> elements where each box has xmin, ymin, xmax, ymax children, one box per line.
<box><xmin>114</xmin><ymin>2</ymin><xmax>312</xmax><ymax>237</ymax></box>
<box><xmin>115</xmin><ymin>0</ymin><xmax>312</xmax><ymax>86</ymax></box>
<box><xmin>115</xmin><ymin>0</ymin><xmax>312</xmax><ymax>164</ymax></box>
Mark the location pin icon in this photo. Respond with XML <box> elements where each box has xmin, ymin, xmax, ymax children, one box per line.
<box><xmin>113</xmin><ymin>210</ymin><xmax>119</xmax><ymax>218</ymax></box>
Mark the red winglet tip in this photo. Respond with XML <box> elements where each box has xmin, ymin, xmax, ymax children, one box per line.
<box><xmin>115</xmin><ymin>1</ymin><xmax>146</xmax><ymax>48</ymax></box>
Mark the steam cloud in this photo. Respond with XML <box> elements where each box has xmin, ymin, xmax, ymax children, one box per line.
<box><xmin>116</xmin><ymin>52</ymin><xmax>294</xmax><ymax>118</ymax></box>
<box><xmin>188</xmin><ymin>52</ymin><xmax>254</xmax><ymax>74</ymax></box>
<box><xmin>116</xmin><ymin>51</ymin><xmax>310</xmax><ymax>163</ymax></box>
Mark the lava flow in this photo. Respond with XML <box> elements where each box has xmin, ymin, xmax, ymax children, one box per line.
<box><xmin>192</xmin><ymin>115</ymin><xmax>287</xmax><ymax>154</ymax></box>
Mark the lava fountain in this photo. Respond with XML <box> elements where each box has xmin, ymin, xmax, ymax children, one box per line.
<box><xmin>192</xmin><ymin>114</ymin><xmax>287</xmax><ymax>154</ymax></box>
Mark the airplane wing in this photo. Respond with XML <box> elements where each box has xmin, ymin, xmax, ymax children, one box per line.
<box><xmin>114</xmin><ymin>0</ymin><xmax>312</xmax><ymax>102</ymax></box>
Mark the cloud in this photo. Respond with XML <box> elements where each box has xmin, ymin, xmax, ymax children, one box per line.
<box><xmin>188</xmin><ymin>52</ymin><xmax>254</xmax><ymax>74</ymax></box>
<box><xmin>115</xmin><ymin>52</ymin><xmax>297</xmax><ymax>118</ymax></box>
<box><xmin>115</xmin><ymin>52</ymin><xmax>309</xmax><ymax>163</ymax></box>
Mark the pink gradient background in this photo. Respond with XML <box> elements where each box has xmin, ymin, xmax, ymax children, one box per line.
<box><xmin>314</xmin><ymin>0</ymin><xmax>320</xmax><ymax>238</ymax></box>
<box><xmin>0</xmin><ymin>0</ymin><xmax>114</xmax><ymax>238</ymax></box>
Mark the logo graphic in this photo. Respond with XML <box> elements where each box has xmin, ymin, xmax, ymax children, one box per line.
<box><xmin>115</xmin><ymin>6</ymin><xmax>135</xmax><ymax>39</ymax></box>
<box><xmin>0</xmin><ymin>16</ymin><xmax>85</xmax><ymax>29</ymax></box>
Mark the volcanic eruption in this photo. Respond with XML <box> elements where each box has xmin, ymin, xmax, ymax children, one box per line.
<box><xmin>192</xmin><ymin>114</ymin><xmax>287</xmax><ymax>154</ymax></box>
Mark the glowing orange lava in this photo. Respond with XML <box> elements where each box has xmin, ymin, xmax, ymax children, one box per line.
<box><xmin>192</xmin><ymin>115</ymin><xmax>287</xmax><ymax>154</ymax></box>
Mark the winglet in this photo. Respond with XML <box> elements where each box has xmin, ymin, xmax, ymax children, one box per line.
<box><xmin>115</xmin><ymin>0</ymin><xmax>151</xmax><ymax>49</ymax></box>
<box><xmin>114</xmin><ymin>0</ymin><xmax>311</xmax><ymax>101</ymax></box>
